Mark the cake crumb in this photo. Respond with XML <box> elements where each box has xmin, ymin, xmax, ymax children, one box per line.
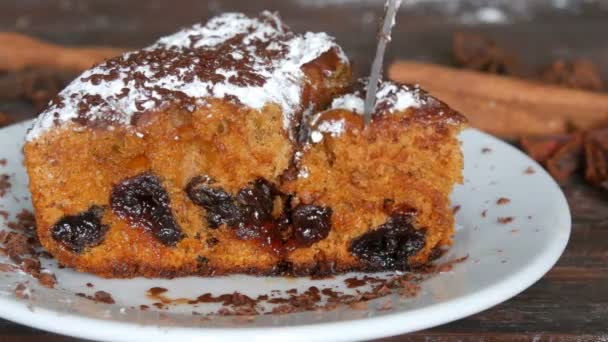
<box><xmin>436</xmin><ymin>263</ymin><xmax>454</xmax><ymax>273</ymax></box>
<box><xmin>496</xmin><ymin>197</ymin><xmax>510</xmax><ymax>205</ymax></box>
<box><xmin>232</xmin><ymin>315</ymin><xmax>256</xmax><ymax>323</ymax></box>
<box><xmin>524</xmin><ymin>166</ymin><xmax>536</xmax><ymax>174</ymax></box>
<box><xmin>130</xmin><ymin>269</ymin><xmax>438</xmax><ymax>317</ymax></box>
<box><xmin>344</xmin><ymin>277</ymin><xmax>366</xmax><ymax>288</ymax></box>
<box><xmin>481</xmin><ymin>147</ymin><xmax>492</xmax><ymax>153</ymax></box>
<box><xmin>0</xmin><ymin>174</ymin><xmax>10</xmax><ymax>197</ymax></box>
<box><xmin>15</xmin><ymin>282</ymin><xmax>31</xmax><ymax>299</ymax></box>
<box><xmin>397</xmin><ymin>279</ymin><xmax>421</xmax><ymax>298</ymax></box>
<box><xmin>7</xmin><ymin>209</ymin><xmax>36</xmax><ymax>232</ymax></box>
<box><xmin>0</xmin><ymin>263</ymin><xmax>17</xmax><ymax>272</ymax></box>
<box><xmin>2</xmin><ymin>231</ymin><xmax>33</xmax><ymax>263</ymax></box>
<box><xmin>20</xmin><ymin>258</ymin><xmax>40</xmax><ymax>276</ymax></box>
<box><xmin>497</xmin><ymin>217</ymin><xmax>514</xmax><ymax>224</ymax></box>
<box><xmin>94</xmin><ymin>291</ymin><xmax>115</xmax><ymax>304</ymax></box>
<box><xmin>377</xmin><ymin>300</ymin><xmax>393</xmax><ymax>311</ymax></box>
<box><xmin>349</xmin><ymin>301</ymin><xmax>368</xmax><ymax>310</ymax></box>
<box><xmin>38</xmin><ymin>271</ymin><xmax>57</xmax><ymax>288</ymax></box>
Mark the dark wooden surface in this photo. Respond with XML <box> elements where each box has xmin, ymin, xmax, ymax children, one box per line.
<box><xmin>1</xmin><ymin>1</ymin><xmax>607</xmax><ymax>341</ymax></box>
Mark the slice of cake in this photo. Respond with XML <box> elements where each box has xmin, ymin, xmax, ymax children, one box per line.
<box><xmin>284</xmin><ymin>80</ymin><xmax>466</xmax><ymax>272</ymax></box>
<box><xmin>24</xmin><ymin>12</ymin><xmax>466</xmax><ymax>278</ymax></box>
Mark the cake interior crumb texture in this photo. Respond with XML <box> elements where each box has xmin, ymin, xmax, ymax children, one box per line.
<box><xmin>24</xmin><ymin>11</ymin><xmax>467</xmax><ymax>278</ymax></box>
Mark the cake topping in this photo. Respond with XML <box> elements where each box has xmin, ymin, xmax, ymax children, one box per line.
<box><xmin>26</xmin><ymin>11</ymin><xmax>347</xmax><ymax>141</ymax></box>
<box><xmin>331</xmin><ymin>80</ymin><xmax>425</xmax><ymax>116</ymax></box>
<box><xmin>309</xmin><ymin>79</ymin><xmax>465</xmax><ymax>142</ymax></box>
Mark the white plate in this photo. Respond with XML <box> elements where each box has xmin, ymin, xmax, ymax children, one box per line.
<box><xmin>0</xmin><ymin>121</ymin><xmax>570</xmax><ymax>342</ymax></box>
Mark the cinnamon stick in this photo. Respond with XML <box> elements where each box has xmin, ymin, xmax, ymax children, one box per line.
<box><xmin>419</xmin><ymin>87</ymin><xmax>567</xmax><ymax>138</ymax></box>
<box><xmin>388</xmin><ymin>61</ymin><xmax>608</xmax><ymax>138</ymax></box>
<box><xmin>0</xmin><ymin>33</ymin><xmax>126</xmax><ymax>72</ymax></box>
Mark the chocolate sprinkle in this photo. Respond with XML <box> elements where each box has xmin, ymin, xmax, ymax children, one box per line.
<box><xmin>27</xmin><ymin>12</ymin><xmax>347</xmax><ymax>141</ymax></box>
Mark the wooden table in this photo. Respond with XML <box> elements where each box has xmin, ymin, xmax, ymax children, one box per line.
<box><xmin>1</xmin><ymin>1</ymin><xmax>606</xmax><ymax>341</ymax></box>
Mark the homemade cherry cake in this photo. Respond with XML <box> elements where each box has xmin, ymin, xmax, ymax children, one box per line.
<box><xmin>24</xmin><ymin>12</ymin><xmax>467</xmax><ymax>278</ymax></box>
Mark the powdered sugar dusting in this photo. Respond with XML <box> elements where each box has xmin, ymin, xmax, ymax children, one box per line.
<box><xmin>26</xmin><ymin>12</ymin><xmax>347</xmax><ymax>141</ymax></box>
<box><xmin>317</xmin><ymin>118</ymin><xmax>346</xmax><ymax>136</ymax></box>
<box><xmin>330</xmin><ymin>94</ymin><xmax>364</xmax><ymax>114</ymax></box>
<box><xmin>309</xmin><ymin>79</ymin><xmax>464</xmax><ymax>142</ymax></box>
<box><xmin>331</xmin><ymin>80</ymin><xmax>424</xmax><ymax>115</ymax></box>
<box><xmin>375</xmin><ymin>82</ymin><xmax>422</xmax><ymax>112</ymax></box>
<box><xmin>310</xmin><ymin>118</ymin><xmax>346</xmax><ymax>143</ymax></box>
